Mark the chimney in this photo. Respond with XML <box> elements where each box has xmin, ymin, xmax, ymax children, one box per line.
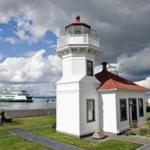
<box><xmin>102</xmin><ymin>62</ymin><xmax>108</xmax><ymax>71</ymax></box>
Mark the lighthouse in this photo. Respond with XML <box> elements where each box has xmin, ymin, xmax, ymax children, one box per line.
<box><xmin>55</xmin><ymin>15</ymin><xmax>101</xmax><ymax>137</ymax></box>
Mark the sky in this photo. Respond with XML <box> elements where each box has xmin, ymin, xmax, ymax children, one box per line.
<box><xmin>0</xmin><ymin>0</ymin><xmax>150</xmax><ymax>96</ymax></box>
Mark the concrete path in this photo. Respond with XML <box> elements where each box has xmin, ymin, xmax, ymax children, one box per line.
<box><xmin>84</xmin><ymin>134</ymin><xmax>150</xmax><ymax>150</ymax></box>
<box><xmin>6</xmin><ymin>124</ymin><xmax>86</xmax><ymax>150</ymax></box>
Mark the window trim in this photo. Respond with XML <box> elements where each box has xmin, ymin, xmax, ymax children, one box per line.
<box><xmin>120</xmin><ymin>99</ymin><xmax>127</xmax><ymax>122</ymax></box>
<box><xmin>87</xmin><ymin>60</ymin><xmax>93</xmax><ymax>76</ymax></box>
<box><xmin>138</xmin><ymin>98</ymin><xmax>144</xmax><ymax>117</ymax></box>
<box><xmin>87</xmin><ymin>99</ymin><xmax>95</xmax><ymax>123</ymax></box>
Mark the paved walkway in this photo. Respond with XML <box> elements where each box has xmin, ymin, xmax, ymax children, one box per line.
<box><xmin>6</xmin><ymin>124</ymin><xmax>150</xmax><ymax>150</ymax></box>
<box><xmin>6</xmin><ymin>124</ymin><xmax>86</xmax><ymax>150</ymax></box>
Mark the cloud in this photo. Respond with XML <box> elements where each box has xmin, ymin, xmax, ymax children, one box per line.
<box><xmin>3</xmin><ymin>37</ymin><xmax>16</xmax><ymax>44</ymax></box>
<box><xmin>45</xmin><ymin>40</ymin><xmax>53</xmax><ymax>44</ymax></box>
<box><xmin>24</xmin><ymin>51</ymin><xmax>36</xmax><ymax>57</ymax></box>
<box><xmin>0</xmin><ymin>49</ymin><xmax>62</xmax><ymax>95</ymax></box>
<box><xmin>0</xmin><ymin>53</ymin><xmax>2</xmax><ymax>60</ymax></box>
<box><xmin>49</xmin><ymin>45</ymin><xmax>57</xmax><ymax>48</ymax></box>
<box><xmin>0</xmin><ymin>49</ymin><xmax>62</xmax><ymax>83</ymax></box>
<box><xmin>0</xmin><ymin>0</ymin><xmax>150</xmax><ymax>92</ymax></box>
<box><xmin>95</xmin><ymin>46</ymin><xmax>150</xmax><ymax>88</ymax></box>
<box><xmin>135</xmin><ymin>77</ymin><xmax>150</xmax><ymax>89</ymax></box>
<box><xmin>0</xmin><ymin>28</ymin><xmax>3</xmax><ymax>31</ymax></box>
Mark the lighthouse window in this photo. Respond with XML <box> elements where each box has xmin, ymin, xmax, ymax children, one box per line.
<box><xmin>87</xmin><ymin>99</ymin><xmax>95</xmax><ymax>122</ymax></box>
<box><xmin>87</xmin><ymin>60</ymin><xmax>93</xmax><ymax>76</ymax></box>
<box><xmin>74</xmin><ymin>26</ymin><xmax>82</xmax><ymax>34</ymax></box>
<box><xmin>138</xmin><ymin>98</ymin><xmax>144</xmax><ymax>117</ymax></box>
<box><xmin>67</xmin><ymin>27</ymin><xmax>74</xmax><ymax>34</ymax></box>
<box><xmin>120</xmin><ymin>99</ymin><xmax>127</xmax><ymax>121</ymax></box>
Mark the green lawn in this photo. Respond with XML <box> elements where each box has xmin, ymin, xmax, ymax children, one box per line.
<box><xmin>0</xmin><ymin>115</ymin><xmax>56</xmax><ymax>130</ymax></box>
<box><xmin>0</xmin><ymin>135</ymin><xmax>54</xmax><ymax>150</ymax></box>
<box><xmin>1</xmin><ymin>114</ymin><xmax>149</xmax><ymax>150</ymax></box>
<box><xmin>25</xmin><ymin>126</ymin><xmax>142</xmax><ymax>150</ymax></box>
<box><xmin>147</xmin><ymin>112</ymin><xmax>150</xmax><ymax>119</ymax></box>
<box><xmin>0</xmin><ymin>116</ymin><xmax>55</xmax><ymax>150</ymax></box>
<box><xmin>0</xmin><ymin>129</ymin><xmax>11</xmax><ymax>137</ymax></box>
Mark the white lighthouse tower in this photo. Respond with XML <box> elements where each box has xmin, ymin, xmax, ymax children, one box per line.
<box><xmin>56</xmin><ymin>15</ymin><xmax>101</xmax><ymax>137</ymax></box>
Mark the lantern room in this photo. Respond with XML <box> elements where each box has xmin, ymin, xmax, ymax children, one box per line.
<box><xmin>65</xmin><ymin>15</ymin><xmax>97</xmax><ymax>38</ymax></box>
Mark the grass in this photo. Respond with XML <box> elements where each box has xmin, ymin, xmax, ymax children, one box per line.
<box><xmin>0</xmin><ymin>115</ymin><xmax>56</xmax><ymax>130</ymax></box>
<box><xmin>1</xmin><ymin>114</ymin><xmax>149</xmax><ymax>150</ymax></box>
<box><xmin>147</xmin><ymin>112</ymin><xmax>150</xmax><ymax>119</ymax></box>
<box><xmin>0</xmin><ymin>135</ymin><xmax>54</xmax><ymax>150</ymax></box>
<box><xmin>0</xmin><ymin>116</ymin><xmax>56</xmax><ymax>150</ymax></box>
<box><xmin>0</xmin><ymin>129</ymin><xmax>11</xmax><ymax>137</ymax></box>
<box><xmin>25</xmin><ymin>126</ymin><xmax>142</xmax><ymax>150</ymax></box>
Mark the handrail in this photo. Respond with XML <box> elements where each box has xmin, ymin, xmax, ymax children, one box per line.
<box><xmin>57</xmin><ymin>34</ymin><xmax>99</xmax><ymax>47</ymax></box>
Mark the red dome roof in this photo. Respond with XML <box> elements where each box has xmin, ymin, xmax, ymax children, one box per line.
<box><xmin>65</xmin><ymin>15</ymin><xmax>91</xmax><ymax>30</ymax></box>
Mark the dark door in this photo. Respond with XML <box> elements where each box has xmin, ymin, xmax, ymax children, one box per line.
<box><xmin>132</xmin><ymin>105</ymin><xmax>137</xmax><ymax>121</ymax></box>
<box><xmin>129</xmin><ymin>99</ymin><xmax>137</xmax><ymax>127</ymax></box>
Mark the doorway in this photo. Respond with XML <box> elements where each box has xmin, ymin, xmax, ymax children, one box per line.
<box><xmin>129</xmin><ymin>99</ymin><xmax>137</xmax><ymax>127</ymax></box>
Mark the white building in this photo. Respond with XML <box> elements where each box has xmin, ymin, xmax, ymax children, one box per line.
<box><xmin>56</xmin><ymin>16</ymin><xmax>149</xmax><ymax>138</ymax></box>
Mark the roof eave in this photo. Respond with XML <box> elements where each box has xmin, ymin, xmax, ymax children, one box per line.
<box><xmin>97</xmin><ymin>88</ymin><xmax>150</xmax><ymax>92</ymax></box>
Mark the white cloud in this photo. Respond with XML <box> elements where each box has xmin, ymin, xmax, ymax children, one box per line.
<box><xmin>3</xmin><ymin>37</ymin><xmax>16</xmax><ymax>44</ymax></box>
<box><xmin>0</xmin><ymin>28</ymin><xmax>3</xmax><ymax>31</ymax></box>
<box><xmin>0</xmin><ymin>49</ymin><xmax>62</xmax><ymax>95</ymax></box>
<box><xmin>0</xmin><ymin>49</ymin><xmax>62</xmax><ymax>83</ymax></box>
<box><xmin>49</xmin><ymin>45</ymin><xmax>57</xmax><ymax>48</ymax></box>
<box><xmin>45</xmin><ymin>40</ymin><xmax>53</xmax><ymax>44</ymax></box>
<box><xmin>0</xmin><ymin>53</ymin><xmax>2</xmax><ymax>60</ymax></box>
<box><xmin>135</xmin><ymin>77</ymin><xmax>150</xmax><ymax>89</ymax></box>
<box><xmin>24</xmin><ymin>51</ymin><xmax>36</xmax><ymax>57</ymax></box>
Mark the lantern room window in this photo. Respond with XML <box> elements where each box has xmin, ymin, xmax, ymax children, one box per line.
<box><xmin>65</xmin><ymin>15</ymin><xmax>97</xmax><ymax>37</ymax></box>
<box><xmin>74</xmin><ymin>26</ymin><xmax>82</xmax><ymax>34</ymax></box>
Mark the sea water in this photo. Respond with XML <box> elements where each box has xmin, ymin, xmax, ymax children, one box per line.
<box><xmin>0</xmin><ymin>98</ymin><xmax>56</xmax><ymax>110</ymax></box>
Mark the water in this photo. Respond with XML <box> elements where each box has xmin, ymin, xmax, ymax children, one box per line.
<box><xmin>0</xmin><ymin>98</ymin><xmax>56</xmax><ymax>110</ymax></box>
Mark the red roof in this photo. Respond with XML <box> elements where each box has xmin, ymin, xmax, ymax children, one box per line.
<box><xmin>95</xmin><ymin>62</ymin><xmax>150</xmax><ymax>91</ymax></box>
<box><xmin>65</xmin><ymin>15</ymin><xmax>91</xmax><ymax>30</ymax></box>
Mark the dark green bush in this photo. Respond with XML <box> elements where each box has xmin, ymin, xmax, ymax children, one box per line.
<box><xmin>52</xmin><ymin>122</ymin><xmax>56</xmax><ymax>129</ymax></box>
<box><xmin>147</xmin><ymin>106</ymin><xmax>150</xmax><ymax>112</ymax></box>
<box><xmin>5</xmin><ymin>117</ymin><xmax>12</xmax><ymax>123</ymax></box>
<box><xmin>125</xmin><ymin>130</ymin><xmax>134</xmax><ymax>136</ymax></box>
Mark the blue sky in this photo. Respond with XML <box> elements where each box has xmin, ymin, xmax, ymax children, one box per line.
<box><xmin>0</xmin><ymin>0</ymin><xmax>150</xmax><ymax>96</ymax></box>
<box><xmin>0</xmin><ymin>19</ymin><xmax>57</xmax><ymax>62</ymax></box>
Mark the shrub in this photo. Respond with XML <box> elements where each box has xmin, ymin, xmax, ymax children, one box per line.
<box><xmin>5</xmin><ymin>117</ymin><xmax>12</xmax><ymax>123</ymax></box>
<box><xmin>125</xmin><ymin>130</ymin><xmax>134</xmax><ymax>136</ymax></box>
<box><xmin>145</xmin><ymin>120</ymin><xmax>150</xmax><ymax>127</ymax></box>
<box><xmin>145</xmin><ymin>134</ymin><xmax>150</xmax><ymax>137</ymax></box>
<box><xmin>138</xmin><ymin>126</ymin><xmax>149</xmax><ymax>136</ymax></box>
<box><xmin>52</xmin><ymin>122</ymin><xmax>56</xmax><ymax>129</ymax></box>
<box><xmin>147</xmin><ymin>106</ymin><xmax>150</xmax><ymax>112</ymax></box>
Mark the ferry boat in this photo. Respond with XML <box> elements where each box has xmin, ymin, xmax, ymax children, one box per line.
<box><xmin>0</xmin><ymin>89</ymin><xmax>34</xmax><ymax>102</ymax></box>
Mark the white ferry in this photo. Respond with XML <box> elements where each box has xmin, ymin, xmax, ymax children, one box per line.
<box><xmin>0</xmin><ymin>89</ymin><xmax>34</xmax><ymax>102</ymax></box>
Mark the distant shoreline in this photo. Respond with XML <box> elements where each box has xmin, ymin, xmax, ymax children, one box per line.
<box><xmin>34</xmin><ymin>96</ymin><xmax>56</xmax><ymax>98</ymax></box>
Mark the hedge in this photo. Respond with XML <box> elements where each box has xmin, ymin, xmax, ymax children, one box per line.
<box><xmin>147</xmin><ymin>106</ymin><xmax>150</xmax><ymax>112</ymax></box>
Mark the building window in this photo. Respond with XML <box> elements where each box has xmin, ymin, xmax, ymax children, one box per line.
<box><xmin>87</xmin><ymin>99</ymin><xmax>95</xmax><ymax>122</ymax></box>
<box><xmin>139</xmin><ymin>98</ymin><xmax>144</xmax><ymax>117</ymax></box>
<box><xmin>87</xmin><ymin>60</ymin><xmax>93</xmax><ymax>76</ymax></box>
<box><xmin>120</xmin><ymin>99</ymin><xmax>127</xmax><ymax>121</ymax></box>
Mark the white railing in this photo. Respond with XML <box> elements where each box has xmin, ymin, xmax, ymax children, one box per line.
<box><xmin>57</xmin><ymin>34</ymin><xmax>99</xmax><ymax>48</ymax></box>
